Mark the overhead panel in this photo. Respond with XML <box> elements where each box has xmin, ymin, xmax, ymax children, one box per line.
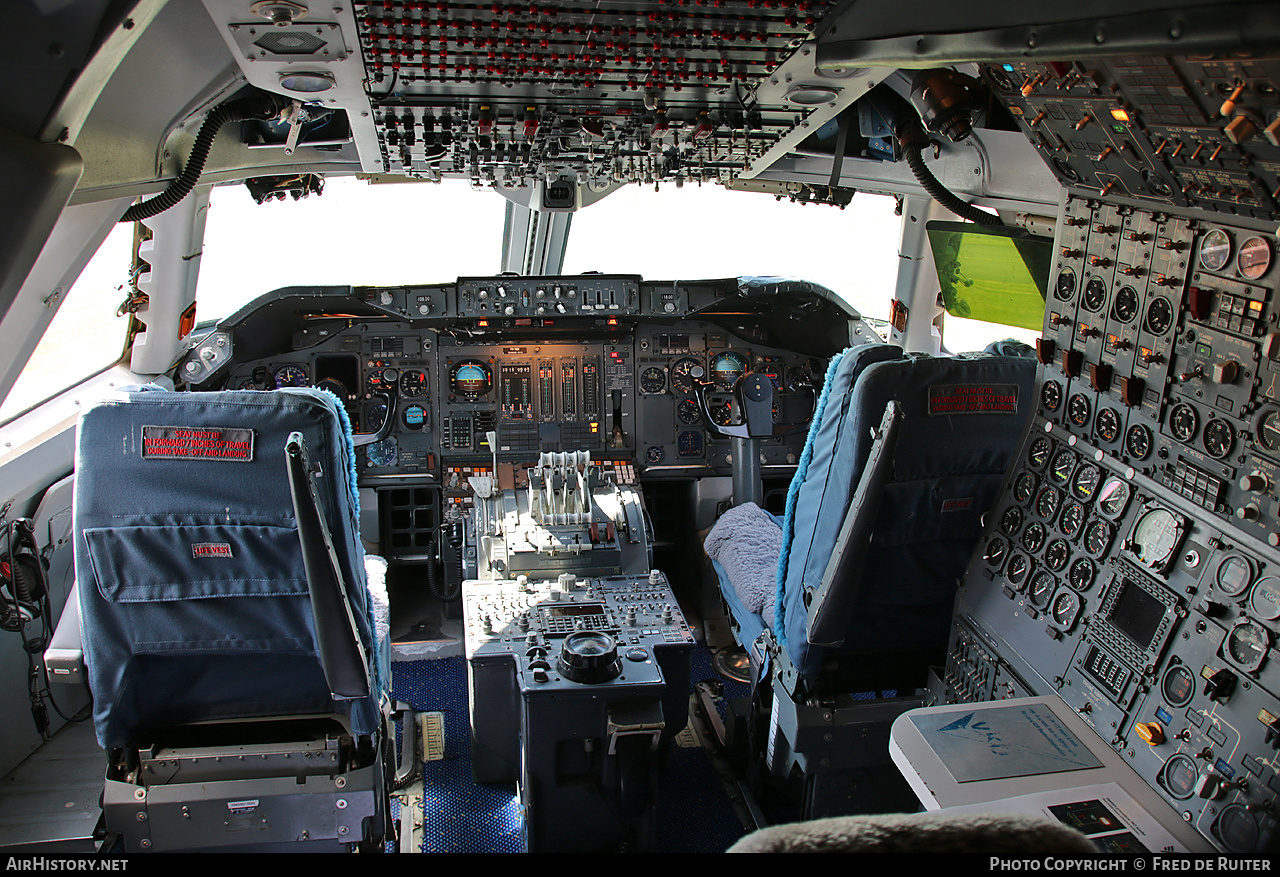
<box><xmin>351</xmin><ymin>0</ymin><xmax>847</xmax><ymax>188</ymax></box>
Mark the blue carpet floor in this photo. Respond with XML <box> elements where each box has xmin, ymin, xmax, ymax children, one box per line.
<box><xmin>390</xmin><ymin>643</ymin><xmax>751</xmax><ymax>853</ymax></box>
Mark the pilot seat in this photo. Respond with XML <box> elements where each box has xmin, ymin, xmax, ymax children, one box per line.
<box><xmin>704</xmin><ymin>343</ymin><xmax>1035</xmax><ymax>818</ymax></box>
<box><xmin>72</xmin><ymin>387</ymin><xmax>393</xmax><ymax>852</ymax></box>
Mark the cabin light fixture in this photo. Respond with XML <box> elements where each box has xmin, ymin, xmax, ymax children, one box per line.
<box><xmin>278</xmin><ymin>71</ymin><xmax>335</xmax><ymax>93</ymax></box>
<box><xmin>785</xmin><ymin>85</ymin><xmax>841</xmax><ymax>105</ymax></box>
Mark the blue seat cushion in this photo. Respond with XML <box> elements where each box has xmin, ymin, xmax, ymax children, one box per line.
<box><xmin>777</xmin><ymin>354</ymin><xmax>1035</xmax><ymax>677</ymax></box>
<box><xmin>75</xmin><ymin>388</ymin><xmax>383</xmax><ymax>749</ymax></box>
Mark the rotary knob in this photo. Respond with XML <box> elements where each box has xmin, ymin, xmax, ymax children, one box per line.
<box><xmin>557</xmin><ymin>631</ymin><xmax>622</xmax><ymax>684</ymax></box>
<box><xmin>1134</xmin><ymin>721</ymin><xmax>1165</xmax><ymax>746</ymax></box>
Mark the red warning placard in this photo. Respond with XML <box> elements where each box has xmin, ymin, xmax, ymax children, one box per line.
<box><xmin>928</xmin><ymin>384</ymin><xmax>1020</xmax><ymax>416</ymax></box>
<box><xmin>142</xmin><ymin>426</ymin><xmax>255</xmax><ymax>461</ymax></box>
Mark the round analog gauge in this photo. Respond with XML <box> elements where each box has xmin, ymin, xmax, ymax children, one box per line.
<box><xmin>1067</xmin><ymin>393</ymin><xmax>1091</xmax><ymax>427</ymax></box>
<box><xmin>1059</xmin><ymin>501</ymin><xmax>1087</xmax><ymax>540</ymax></box>
<box><xmin>1162</xmin><ymin>753</ymin><xmax>1199</xmax><ymax>799</ymax></box>
<box><xmin>645</xmin><ymin>445</ymin><xmax>665</xmax><ymax>464</ymax></box>
<box><xmin>639</xmin><ymin>366</ymin><xmax>666</xmax><ymax>394</ymax></box>
<box><xmin>1044</xmin><ymin>538</ymin><xmax>1070</xmax><ymax>572</ymax></box>
<box><xmin>983</xmin><ymin>536</ymin><xmax>1009</xmax><ymax>569</ymax></box>
<box><xmin>365</xmin><ymin>437</ymin><xmax>398</xmax><ymax>468</ymax></box>
<box><xmin>1095</xmin><ymin>407</ymin><xmax>1121</xmax><ymax>443</ymax></box>
<box><xmin>1021</xmin><ymin>521</ymin><xmax>1047</xmax><ymax>554</ymax></box>
<box><xmin>1006</xmin><ymin>553</ymin><xmax>1031</xmax><ymax>589</ymax></box>
<box><xmin>1035</xmin><ymin>486</ymin><xmax>1062</xmax><ymax>520</ymax></box>
<box><xmin>1083</xmin><ymin>519</ymin><xmax>1114</xmax><ymax>557</ymax></box>
<box><xmin>450</xmin><ymin>360</ymin><xmax>492</xmax><ymax>397</ymax></box>
<box><xmin>1161</xmin><ymin>664</ymin><xmax>1196</xmax><ymax>708</ymax></box>
<box><xmin>316</xmin><ymin>378</ymin><xmax>350</xmax><ymax>401</ymax></box>
<box><xmin>1000</xmin><ymin>506</ymin><xmax>1024</xmax><ymax>537</ymax></box>
<box><xmin>670</xmin><ymin>357</ymin><xmax>703</xmax><ymax>393</ymax></box>
<box><xmin>1225</xmin><ymin>618</ymin><xmax>1271</xmax><ymax>671</ymax></box>
<box><xmin>1215</xmin><ymin>805</ymin><xmax>1260</xmax><ymax>855</ymax></box>
<box><xmin>1248</xmin><ymin>575</ymin><xmax>1280</xmax><ymax>621</ymax></box>
<box><xmin>1071</xmin><ymin>463</ymin><xmax>1102</xmax><ymax>502</ymax></box>
<box><xmin>1051</xmin><ymin>589</ymin><xmax>1082</xmax><ymax>629</ymax></box>
<box><xmin>1028</xmin><ymin>570</ymin><xmax>1056</xmax><ymax>608</ymax></box>
<box><xmin>1257</xmin><ymin>410</ymin><xmax>1280</xmax><ymax>452</ymax></box>
<box><xmin>1129</xmin><ymin>507</ymin><xmax>1185</xmax><ymax>571</ymax></box>
<box><xmin>1082</xmin><ymin>277</ymin><xmax>1107</xmax><ymax>312</ymax></box>
<box><xmin>401</xmin><ymin>403</ymin><xmax>426</xmax><ymax>430</ymax></box>
<box><xmin>1199</xmin><ymin>228</ymin><xmax>1232</xmax><ymax>272</ymax></box>
<box><xmin>1237</xmin><ymin>235</ymin><xmax>1272</xmax><ymax>280</ymax></box>
<box><xmin>711</xmin><ymin>351</ymin><xmax>748</xmax><ymax>390</ymax></box>
<box><xmin>1126</xmin><ymin>423</ymin><xmax>1152</xmax><ymax>459</ymax></box>
<box><xmin>1217</xmin><ymin>558</ymin><xmax>1257</xmax><ymax>598</ymax></box>
<box><xmin>676</xmin><ymin>397</ymin><xmax>701</xmax><ymax>425</ymax></box>
<box><xmin>1028</xmin><ymin>436</ymin><xmax>1053</xmax><ymax>470</ymax></box>
<box><xmin>1169</xmin><ymin>403</ymin><xmax>1199</xmax><ymax>443</ymax></box>
<box><xmin>1049</xmin><ymin>449</ymin><xmax>1077</xmax><ymax>485</ymax></box>
<box><xmin>757</xmin><ymin>366</ymin><xmax>783</xmax><ymax>390</ymax></box>
<box><xmin>1041</xmin><ymin>380</ymin><xmax>1063</xmax><ymax>412</ymax></box>
<box><xmin>676</xmin><ymin>429</ymin><xmax>704</xmax><ymax>457</ymax></box>
<box><xmin>1054</xmin><ymin>269</ymin><xmax>1077</xmax><ymax>301</ymax></box>
<box><xmin>1068</xmin><ymin>556</ymin><xmax>1096</xmax><ymax>591</ymax></box>
<box><xmin>786</xmin><ymin>365</ymin><xmax>813</xmax><ymax>391</ymax></box>
<box><xmin>273</xmin><ymin>364</ymin><xmax>309</xmax><ymax>388</ymax></box>
<box><xmin>399</xmin><ymin>369</ymin><xmax>429</xmax><ymax>397</ymax></box>
<box><xmin>1013</xmin><ymin>472</ymin><xmax>1039</xmax><ymax>504</ymax></box>
<box><xmin>365</xmin><ymin>400</ymin><xmax>389</xmax><ymax>433</ymax></box>
<box><xmin>1202</xmin><ymin>418</ymin><xmax>1235</xmax><ymax>459</ymax></box>
<box><xmin>366</xmin><ymin>367</ymin><xmax>398</xmax><ymax>393</ymax></box>
<box><xmin>1003</xmin><ymin>553</ymin><xmax>1034</xmax><ymax>588</ymax></box>
<box><xmin>708</xmin><ymin>399</ymin><xmax>733</xmax><ymax>426</ymax></box>
<box><xmin>1097</xmin><ymin>477</ymin><xmax>1132</xmax><ymax>520</ymax></box>
<box><xmin>1112</xmin><ymin>285</ymin><xmax>1139</xmax><ymax>323</ymax></box>
<box><xmin>1145</xmin><ymin>297</ymin><xmax>1174</xmax><ymax>335</ymax></box>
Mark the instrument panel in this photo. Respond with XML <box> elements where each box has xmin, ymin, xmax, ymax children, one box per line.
<box><xmin>948</xmin><ymin>193</ymin><xmax>1280</xmax><ymax>855</ymax></box>
<box><xmin>208</xmin><ymin>290</ymin><xmax>823</xmax><ymax>481</ymax></box>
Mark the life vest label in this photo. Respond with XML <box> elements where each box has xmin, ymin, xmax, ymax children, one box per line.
<box><xmin>142</xmin><ymin>425</ymin><xmax>255</xmax><ymax>461</ymax></box>
<box><xmin>192</xmin><ymin>542</ymin><xmax>233</xmax><ymax>559</ymax></box>
<box><xmin>928</xmin><ymin>383</ymin><xmax>1020</xmax><ymax>415</ymax></box>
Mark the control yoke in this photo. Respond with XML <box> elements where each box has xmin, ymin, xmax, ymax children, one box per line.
<box><xmin>691</xmin><ymin>367</ymin><xmax>815</xmax><ymax>440</ymax></box>
<box><xmin>692</xmin><ymin>367</ymin><xmax>816</xmax><ymax>506</ymax></box>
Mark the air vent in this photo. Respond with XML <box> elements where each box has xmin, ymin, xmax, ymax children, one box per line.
<box><xmin>254</xmin><ymin>29</ymin><xmax>327</xmax><ymax>55</ymax></box>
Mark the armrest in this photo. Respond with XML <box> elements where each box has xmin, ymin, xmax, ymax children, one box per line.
<box><xmin>285</xmin><ymin>431</ymin><xmax>370</xmax><ymax>700</ymax></box>
<box><xmin>43</xmin><ymin>582</ymin><xmax>84</xmax><ymax>684</ymax></box>
<box><xmin>805</xmin><ymin>400</ymin><xmax>903</xmax><ymax>647</ymax></box>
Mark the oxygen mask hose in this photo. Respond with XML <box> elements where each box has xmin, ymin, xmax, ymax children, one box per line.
<box><xmin>120</xmin><ymin>92</ymin><xmax>288</xmax><ymax>223</ymax></box>
<box><xmin>879</xmin><ymin>81</ymin><xmax>1002</xmax><ymax>227</ymax></box>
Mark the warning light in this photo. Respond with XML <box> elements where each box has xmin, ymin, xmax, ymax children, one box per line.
<box><xmin>477</xmin><ymin>319</ymin><xmax>490</xmax><ymax>327</ymax></box>
<box><xmin>1110</xmin><ymin>107</ymin><xmax>1131</xmax><ymax>122</ymax></box>
<box><xmin>607</xmin><ymin>318</ymin><xmax>619</xmax><ymax>326</ymax></box>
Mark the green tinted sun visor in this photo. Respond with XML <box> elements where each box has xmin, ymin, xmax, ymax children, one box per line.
<box><xmin>927</xmin><ymin>221</ymin><xmax>1052</xmax><ymax>332</ymax></box>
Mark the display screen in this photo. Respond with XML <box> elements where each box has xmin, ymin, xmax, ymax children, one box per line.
<box><xmin>1109</xmin><ymin>579</ymin><xmax>1164</xmax><ymax>650</ymax></box>
<box><xmin>546</xmin><ymin>604</ymin><xmax>606</xmax><ymax>618</ymax></box>
<box><xmin>927</xmin><ymin>221</ymin><xmax>1053</xmax><ymax>331</ymax></box>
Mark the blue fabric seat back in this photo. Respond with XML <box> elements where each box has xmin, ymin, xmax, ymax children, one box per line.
<box><xmin>75</xmin><ymin>388</ymin><xmax>381</xmax><ymax>750</ymax></box>
<box><xmin>777</xmin><ymin>353</ymin><xmax>1035</xmax><ymax>678</ymax></box>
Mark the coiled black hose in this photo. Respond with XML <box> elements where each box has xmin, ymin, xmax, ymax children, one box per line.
<box><xmin>424</xmin><ymin>530</ymin><xmax>460</xmax><ymax>602</ymax></box>
<box><xmin>902</xmin><ymin>140</ymin><xmax>1001</xmax><ymax>227</ymax></box>
<box><xmin>120</xmin><ymin>94</ymin><xmax>283</xmax><ymax>223</ymax></box>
